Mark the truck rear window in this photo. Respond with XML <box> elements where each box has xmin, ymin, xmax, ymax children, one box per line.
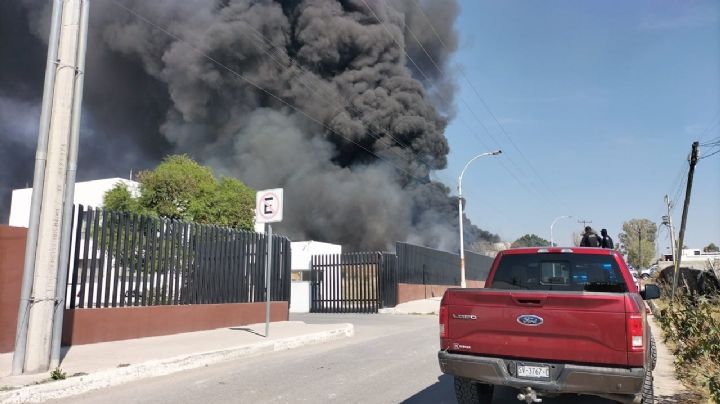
<box><xmin>489</xmin><ymin>253</ymin><xmax>628</xmax><ymax>293</ymax></box>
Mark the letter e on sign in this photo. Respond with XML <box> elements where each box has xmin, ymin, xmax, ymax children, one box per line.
<box><xmin>255</xmin><ymin>188</ymin><xmax>283</xmax><ymax>224</ymax></box>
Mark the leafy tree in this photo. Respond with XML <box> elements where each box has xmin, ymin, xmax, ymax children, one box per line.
<box><xmin>511</xmin><ymin>234</ymin><xmax>551</xmax><ymax>248</ymax></box>
<box><xmin>103</xmin><ymin>155</ymin><xmax>256</xmax><ymax>230</ymax></box>
<box><xmin>618</xmin><ymin>219</ymin><xmax>657</xmax><ymax>268</ymax></box>
<box><xmin>203</xmin><ymin>177</ymin><xmax>256</xmax><ymax>230</ymax></box>
<box><xmin>103</xmin><ymin>183</ymin><xmax>139</xmax><ymax>213</ymax></box>
<box><xmin>704</xmin><ymin>243</ymin><xmax>719</xmax><ymax>253</ymax></box>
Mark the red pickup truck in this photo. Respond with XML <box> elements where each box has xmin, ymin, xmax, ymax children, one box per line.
<box><xmin>438</xmin><ymin>247</ymin><xmax>660</xmax><ymax>403</ymax></box>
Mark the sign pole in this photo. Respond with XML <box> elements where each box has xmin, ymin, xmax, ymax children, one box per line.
<box><xmin>265</xmin><ymin>223</ymin><xmax>272</xmax><ymax>337</ymax></box>
<box><xmin>255</xmin><ymin>188</ymin><xmax>282</xmax><ymax>338</ymax></box>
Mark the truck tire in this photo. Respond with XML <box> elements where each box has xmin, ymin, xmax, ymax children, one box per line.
<box><xmin>650</xmin><ymin>336</ymin><xmax>657</xmax><ymax>371</ymax></box>
<box><xmin>454</xmin><ymin>377</ymin><xmax>494</xmax><ymax>404</ymax></box>
<box><xmin>641</xmin><ymin>370</ymin><xmax>654</xmax><ymax>403</ymax></box>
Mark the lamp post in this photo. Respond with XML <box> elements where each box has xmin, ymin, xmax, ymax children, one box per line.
<box><xmin>550</xmin><ymin>215</ymin><xmax>572</xmax><ymax>246</ymax></box>
<box><xmin>458</xmin><ymin>150</ymin><xmax>502</xmax><ymax>288</ymax></box>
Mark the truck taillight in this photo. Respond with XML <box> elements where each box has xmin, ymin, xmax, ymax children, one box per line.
<box><xmin>439</xmin><ymin>305</ymin><xmax>448</xmax><ymax>338</ymax></box>
<box><xmin>625</xmin><ymin>295</ymin><xmax>645</xmax><ymax>352</ymax></box>
<box><xmin>626</xmin><ymin>313</ymin><xmax>643</xmax><ymax>352</ymax></box>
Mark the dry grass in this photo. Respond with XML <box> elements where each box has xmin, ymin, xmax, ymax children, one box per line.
<box><xmin>655</xmin><ymin>291</ymin><xmax>720</xmax><ymax>403</ymax></box>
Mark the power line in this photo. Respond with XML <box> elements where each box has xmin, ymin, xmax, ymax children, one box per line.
<box><xmin>359</xmin><ymin>0</ymin><xmax>565</xmax><ymax>210</ymax></box>
<box><xmin>409</xmin><ymin>0</ymin><xmax>565</xmax><ymax>209</ymax></box>
<box><xmin>699</xmin><ymin>148</ymin><xmax>720</xmax><ymax>160</ymax></box>
<box><xmin>698</xmin><ymin>109</ymin><xmax>720</xmax><ymax>143</ymax></box>
<box><xmin>236</xmin><ymin>20</ymin><xmax>454</xmax><ymax>184</ymax></box>
<box><xmin>107</xmin><ymin>0</ymin><xmax>430</xmax><ymax>183</ymax></box>
<box><xmin>700</xmin><ymin>136</ymin><xmax>720</xmax><ymax>147</ymax></box>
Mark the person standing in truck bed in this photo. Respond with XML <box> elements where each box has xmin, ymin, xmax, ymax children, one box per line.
<box><xmin>601</xmin><ymin>228</ymin><xmax>614</xmax><ymax>249</ymax></box>
<box><xmin>580</xmin><ymin>226</ymin><xmax>601</xmax><ymax>247</ymax></box>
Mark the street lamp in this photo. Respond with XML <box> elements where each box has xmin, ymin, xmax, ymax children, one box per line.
<box><xmin>458</xmin><ymin>149</ymin><xmax>502</xmax><ymax>288</ymax></box>
<box><xmin>550</xmin><ymin>215</ymin><xmax>572</xmax><ymax>246</ymax></box>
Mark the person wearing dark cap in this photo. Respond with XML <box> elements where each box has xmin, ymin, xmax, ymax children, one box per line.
<box><xmin>580</xmin><ymin>226</ymin><xmax>601</xmax><ymax>247</ymax></box>
<box><xmin>600</xmin><ymin>229</ymin><xmax>614</xmax><ymax>249</ymax></box>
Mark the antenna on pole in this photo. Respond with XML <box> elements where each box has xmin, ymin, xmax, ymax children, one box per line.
<box><xmin>577</xmin><ymin>219</ymin><xmax>592</xmax><ymax>227</ymax></box>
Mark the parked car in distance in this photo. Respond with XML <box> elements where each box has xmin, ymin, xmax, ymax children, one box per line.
<box><xmin>438</xmin><ymin>247</ymin><xmax>660</xmax><ymax>404</ymax></box>
<box><xmin>640</xmin><ymin>265</ymin><xmax>658</xmax><ymax>279</ymax></box>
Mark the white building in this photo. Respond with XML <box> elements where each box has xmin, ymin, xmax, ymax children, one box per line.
<box><xmin>289</xmin><ymin>241</ymin><xmax>341</xmax><ymax>313</ymax></box>
<box><xmin>9</xmin><ymin>178</ymin><xmax>139</xmax><ymax>228</ymax></box>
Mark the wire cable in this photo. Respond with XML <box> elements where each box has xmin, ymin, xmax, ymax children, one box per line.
<box><xmin>359</xmin><ymin>0</ymin><xmax>564</xmax><ymax>210</ymax></box>
<box><xmin>107</xmin><ymin>0</ymin><xmax>430</xmax><ymax>183</ymax></box>
<box><xmin>408</xmin><ymin>0</ymin><xmax>566</xmax><ymax>209</ymax></box>
<box><xmin>236</xmin><ymin>20</ymin><xmax>453</xmax><ymax>184</ymax></box>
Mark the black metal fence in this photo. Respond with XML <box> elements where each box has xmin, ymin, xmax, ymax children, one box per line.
<box><xmin>66</xmin><ymin>205</ymin><xmax>291</xmax><ymax>309</ymax></box>
<box><xmin>310</xmin><ymin>252</ymin><xmax>397</xmax><ymax>313</ymax></box>
<box><xmin>396</xmin><ymin>242</ymin><xmax>493</xmax><ymax>286</ymax></box>
<box><xmin>379</xmin><ymin>253</ymin><xmax>397</xmax><ymax>308</ymax></box>
<box><xmin>309</xmin><ymin>243</ymin><xmax>493</xmax><ymax>313</ymax></box>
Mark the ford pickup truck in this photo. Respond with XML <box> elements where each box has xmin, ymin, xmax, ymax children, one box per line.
<box><xmin>438</xmin><ymin>247</ymin><xmax>660</xmax><ymax>403</ymax></box>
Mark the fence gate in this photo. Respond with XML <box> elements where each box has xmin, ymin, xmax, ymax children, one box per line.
<box><xmin>311</xmin><ymin>252</ymin><xmax>386</xmax><ymax>313</ymax></box>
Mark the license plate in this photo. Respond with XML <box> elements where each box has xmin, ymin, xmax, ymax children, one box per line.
<box><xmin>517</xmin><ymin>365</ymin><xmax>550</xmax><ymax>379</ymax></box>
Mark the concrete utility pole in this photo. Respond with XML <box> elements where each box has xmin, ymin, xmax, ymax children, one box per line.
<box><xmin>12</xmin><ymin>0</ymin><xmax>65</xmax><ymax>376</ymax></box>
<box><xmin>457</xmin><ymin>150</ymin><xmax>501</xmax><ymax>288</ymax></box>
<box><xmin>15</xmin><ymin>0</ymin><xmax>89</xmax><ymax>374</ymax></box>
<box><xmin>662</xmin><ymin>195</ymin><xmax>676</xmax><ymax>279</ymax></box>
<box><xmin>671</xmin><ymin>141</ymin><xmax>700</xmax><ymax>302</ymax></box>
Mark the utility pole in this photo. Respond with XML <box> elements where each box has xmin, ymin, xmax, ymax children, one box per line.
<box><xmin>638</xmin><ymin>225</ymin><xmax>643</xmax><ymax>268</ymax></box>
<box><xmin>577</xmin><ymin>219</ymin><xmax>592</xmax><ymax>227</ymax></box>
<box><xmin>576</xmin><ymin>219</ymin><xmax>592</xmax><ymax>246</ymax></box>
<box><xmin>14</xmin><ymin>0</ymin><xmax>89</xmax><ymax>374</ymax></box>
<box><xmin>671</xmin><ymin>141</ymin><xmax>700</xmax><ymax>302</ymax></box>
<box><xmin>12</xmin><ymin>0</ymin><xmax>64</xmax><ymax>376</ymax></box>
<box><xmin>662</xmin><ymin>195</ymin><xmax>677</xmax><ymax>299</ymax></box>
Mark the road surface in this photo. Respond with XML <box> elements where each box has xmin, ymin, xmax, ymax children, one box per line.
<box><xmin>57</xmin><ymin>314</ymin><xmax>613</xmax><ymax>403</ymax></box>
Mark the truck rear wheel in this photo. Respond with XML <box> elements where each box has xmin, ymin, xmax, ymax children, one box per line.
<box><xmin>453</xmin><ymin>377</ymin><xmax>494</xmax><ymax>404</ymax></box>
<box><xmin>650</xmin><ymin>336</ymin><xmax>657</xmax><ymax>371</ymax></box>
<box><xmin>641</xmin><ymin>370</ymin><xmax>654</xmax><ymax>403</ymax></box>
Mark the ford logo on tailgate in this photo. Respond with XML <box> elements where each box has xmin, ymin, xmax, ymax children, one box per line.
<box><xmin>517</xmin><ymin>315</ymin><xmax>544</xmax><ymax>326</ymax></box>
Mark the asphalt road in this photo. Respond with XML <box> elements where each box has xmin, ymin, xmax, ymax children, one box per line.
<box><xmin>57</xmin><ymin>314</ymin><xmax>612</xmax><ymax>404</ymax></box>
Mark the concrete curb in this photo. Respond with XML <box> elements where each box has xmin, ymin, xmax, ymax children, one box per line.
<box><xmin>0</xmin><ymin>324</ymin><xmax>354</xmax><ymax>404</ymax></box>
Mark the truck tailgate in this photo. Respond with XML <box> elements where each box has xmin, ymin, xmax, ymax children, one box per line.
<box><xmin>444</xmin><ymin>289</ymin><xmax>629</xmax><ymax>366</ymax></box>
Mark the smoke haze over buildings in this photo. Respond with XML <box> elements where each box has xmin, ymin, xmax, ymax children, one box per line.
<box><xmin>0</xmin><ymin>0</ymin><xmax>499</xmax><ymax>251</ymax></box>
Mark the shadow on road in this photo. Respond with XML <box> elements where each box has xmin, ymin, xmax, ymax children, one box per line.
<box><xmin>401</xmin><ymin>374</ymin><xmax>454</xmax><ymax>404</ymax></box>
<box><xmin>400</xmin><ymin>375</ymin><xmax>615</xmax><ymax>404</ymax></box>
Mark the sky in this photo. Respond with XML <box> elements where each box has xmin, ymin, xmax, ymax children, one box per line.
<box><xmin>437</xmin><ymin>0</ymin><xmax>720</xmax><ymax>252</ymax></box>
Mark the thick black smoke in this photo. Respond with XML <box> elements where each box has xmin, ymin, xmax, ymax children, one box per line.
<box><xmin>0</xmin><ymin>0</ymin><xmax>498</xmax><ymax>251</ymax></box>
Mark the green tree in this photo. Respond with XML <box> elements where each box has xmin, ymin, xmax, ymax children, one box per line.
<box><xmin>618</xmin><ymin>219</ymin><xmax>657</xmax><ymax>268</ymax></box>
<box><xmin>511</xmin><ymin>234</ymin><xmax>551</xmax><ymax>248</ymax></box>
<box><xmin>203</xmin><ymin>177</ymin><xmax>256</xmax><ymax>229</ymax></box>
<box><xmin>103</xmin><ymin>183</ymin><xmax>139</xmax><ymax>213</ymax></box>
<box><xmin>103</xmin><ymin>155</ymin><xmax>256</xmax><ymax>230</ymax></box>
<box><xmin>704</xmin><ymin>243</ymin><xmax>719</xmax><ymax>253</ymax></box>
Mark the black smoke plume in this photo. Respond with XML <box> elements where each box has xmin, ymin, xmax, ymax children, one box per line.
<box><xmin>0</xmin><ymin>0</ymin><xmax>499</xmax><ymax>251</ymax></box>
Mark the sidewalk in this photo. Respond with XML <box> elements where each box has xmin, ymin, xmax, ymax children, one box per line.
<box><xmin>0</xmin><ymin>321</ymin><xmax>353</xmax><ymax>404</ymax></box>
<box><xmin>647</xmin><ymin>316</ymin><xmax>700</xmax><ymax>403</ymax></box>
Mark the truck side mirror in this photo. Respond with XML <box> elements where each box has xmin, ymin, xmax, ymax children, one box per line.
<box><xmin>641</xmin><ymin>284</ymin><xmax>660</xmax><ymax>300</ymax></box>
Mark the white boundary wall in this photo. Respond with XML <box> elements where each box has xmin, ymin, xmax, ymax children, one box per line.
<box><xmin>9</xmin><ymin>178</ymin><xmax>139</xmax><ymax>227</ymax></box>
<box><xmin>289</xmin><ymin>241</ymin><xmax>341</xmax><ymax>313</ymax></box>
